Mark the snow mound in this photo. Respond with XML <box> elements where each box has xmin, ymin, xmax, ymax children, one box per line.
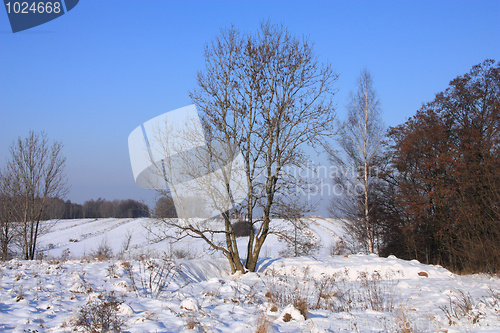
<box><xmin>260</xmin><ymin>254</ymin><xmax>454</xmax><ymax>281</ymax></box>
<box><xmin>180</xmin><ymin>298</ymin><xmax>199</xmax><ymax>311</ymax></box>
<box><xmin>279</xmin><ymin>304</ymin><xmax>306</xmax><ymax>322</ymax></box>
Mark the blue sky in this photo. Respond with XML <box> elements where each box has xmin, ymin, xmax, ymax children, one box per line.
<box><xmin>0</xmin><ymin>0</ymin><xmax>499</xmax><ymax>214</ymax></box>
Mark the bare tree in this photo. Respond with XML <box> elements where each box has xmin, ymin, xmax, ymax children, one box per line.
<box><xmin>2</xmin><ymin>131</ymin><xmax>68</xmax><ymax>260</ymax></box>
<box><xmin>328</xmin><ymin>69</ymin><xmax>385</xmax><ymax>254</ymax></box>
<box><xmin>147</xmin><ymin>111</ymin><xmax>250</xmax><ymax>273</ymax></box>
<box><xmin>186</xmin><ymin>21</ymin><xmax>337</xmax><ymax>272</ymax></box>
<box><xmin>138</xmin><ymin>22</ymin><xmax>336</xmax><ymax>273</ymax></box>
<box><xmin>274</xmin><ymin>199</ymin><xmax>320</xmax><ymax>258</ymax></box>
<box><xmin>0</xmin><ymin>169</ymin><xmax>20</xmax><ymax>260</ymax></box>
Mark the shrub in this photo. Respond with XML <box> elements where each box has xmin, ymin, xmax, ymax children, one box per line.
<box><xmin>329</xmin><ymin>240</ymin><xmax>346</xmax><ymax>256</ymax></box>
<box><xmin>172</xmin><ymin>248</ymin><xmax>192</xmax><ymax>259</ymax></box>
<box><xmin>357</xmin><ymin>270</ymin><xmax>397</xmax><ymax>312</ymax></box>
<box><xmin>232</xmin><ymin>220</ymin><xmax>252</xmax><ymax>238</ymax></box>
<box><xmin>91</xmin><ymin>240</ymin><xmax>113</xmax><ymax>261</ymax></box>
<box><xmin>124</xmin><ymin>255</ymin><xmax>179</xmax><ymax>298</ymax></box>
<box><xmin>440</xmin><ymin>290</ymin><xmax>484</xmax><ymax>326</ymax></box>
<box><xmin>61</xmin><ymin>248</ymin><xmax>71</xmax><ymax>261</ymax></box>
<box><xmin>75</xmin><ymin>292</ymin><xmax>124</xmax><ymax>333</ymax></box>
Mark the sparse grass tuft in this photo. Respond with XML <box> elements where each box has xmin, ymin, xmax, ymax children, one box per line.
<box><xmin>439</xmin><ymin>290</ymin><xmax>484</xmax><ymax>326</ymax></box>
<box><xmin>254</xmin><ymin>313</ymin><xmax>271</xmax><ymax>333</ymax></box>
<box><xmin>393</xmin><ymin>305</ymin><xmax>414</xmax><ymax>333</ymax></box>
<box><xmin>263</xmin><ymin>267</ymin><xmax>400</xmax><ymax>314</ymax></box>
<box><xmin>123</xmin><ymin>254</ymin><xmax>180</xmax><ymax>298</ymax></box>
<box><xmin>293</xmin><ymin>297</ymin><xmax>309</xmax><ymax>319</ymax></box>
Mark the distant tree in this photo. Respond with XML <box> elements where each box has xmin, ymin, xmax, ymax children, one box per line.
<box><xmin>154</xmin><ymin>196</ymin><xmax>177</xmax><ymax>218</ymax></box>
<box><xmin>328</xmin><ymin>69</ymin><xmax>385</xmax><ymax>254</ymax></box>
<box><xmin>64</xmin><ymin>200</ymin><xmax>83</xmax><ymax>219</ymax></box>
<box><xmin>99</xmin><ymin>199</ymin><xmax>115</xmax><ymax>218</ymax></box>
<box><xmin>118</xmin><ymin>199</ymin><xmax>149</xmax><ymax>218</ymax></box>
<box><xmin>42</xmin><ymin>197</ymin><xmax>66</xmax><ymax>220</ymax></box>
<box><xmin>2</xmin><ymin>131</ymin><xmax>68</xmax><ymax>260</ymax></box>
<box><xmin>82</xmin><ymin>198</ymin><xmax>99</xmax><ymax>218</ymax></box>
<box><xmin>385</xmin><ymin>60</ymin><xmax>500</xmax><ymax>273</ymax></box>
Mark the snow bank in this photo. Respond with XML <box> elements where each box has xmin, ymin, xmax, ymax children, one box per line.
<box><xmin>259</xmin><ymin>254</ymin><xmax>454</xmax><ymax>281</ymax></box>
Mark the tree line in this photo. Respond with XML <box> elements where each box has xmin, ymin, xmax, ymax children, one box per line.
<box><xmin>380</xmin><ymin>60</ymin><xmax>500</xmax><ymax>274</ymax></box>
<box><xmin>48</xmin><ymin>197</ymin><xmax>150</xmax><ymax>220</ymax></box>
<box><xmin>332</xmin><ymin>60</ymin><xmax>499</xmax><ymax>274</ymax></box>
<box><xmin>0</xmin><ymin>193</ymin><xmax>150</xmax><ymax>260</ymax></box>
<box><xmin>0</xmin><ymin>131</ymin><xmax>150</xmax><ymax>260</ymax></box>
<box><xmin>2</xmin><ymin>196</ymin><xmax>150</xmax><ymax>221</ymax></box>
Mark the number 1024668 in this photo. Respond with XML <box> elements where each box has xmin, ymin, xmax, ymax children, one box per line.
<box><xmin>5</xmin><ymin>1</ymin><xmax>62</xmax><ymax>14</ymax></box>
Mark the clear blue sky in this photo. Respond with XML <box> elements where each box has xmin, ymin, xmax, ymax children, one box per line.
<box><xmin>1</xmin><ymin>0</ymin><xmax>499</xmax><ymax>212</ymax></box>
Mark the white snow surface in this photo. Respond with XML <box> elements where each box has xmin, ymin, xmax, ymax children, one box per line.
<box><xmin>0</xmin><ymin>218</ymin><xmax>498</xmax><ymax>332</ymax></box>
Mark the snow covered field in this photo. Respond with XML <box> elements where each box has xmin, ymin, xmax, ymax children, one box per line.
<box><xmin>1</xmin><ymin>218</ymin><xmax>499</xmax><ymax>332</ymax></box>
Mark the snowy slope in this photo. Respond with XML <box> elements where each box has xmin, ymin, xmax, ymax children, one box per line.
<box><xmin>1</xmin><ymin>218</ymin><xmax>499</xmax><ymax>332</ymax></box>
<box><xmin>36</xmin><ymin>218</ymin><xmax>347</xmax><ymax>259</ymax></box>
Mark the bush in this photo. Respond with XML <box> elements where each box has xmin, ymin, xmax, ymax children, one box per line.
<box><xmin>439</xmin><ymin>290</ymin><xmax>484</xmax><ymax>326</ymax></box>
<box><xmin>232</xmin><ymin>220</ymin><xmax>252</xmax><ymax>238</ymax></box>
<box><xmin>91</xmin><ymin>240</ymin><xmax>113</xmax><ymax>261</ymax></box>
<box><xmin>124</xmin><ymin>255</ymin><xmax>180</xmax><ymax>298</ymax></box>
<box><xmin>75</xmin><ymin>292</ymin><xmax>124</xmax><ymax>333</ymax></box>
<box><xmin>171</xmin><ymin>248</ymin><xmax>192</xmax><ymax>259</ymax></box>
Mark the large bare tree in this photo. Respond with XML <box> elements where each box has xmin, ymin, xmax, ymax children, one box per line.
<box><xmin>183</xmin><ymin>21</ymin><xmax>338</xmax><ymax>272</ymax></box>
<box><xmin>2</xmin><ymin>131</ymin><xmax>68</xmax><ymax>260</ymax></box>
<box><xmin>329</xmin><ymin>69</ymin><xmax>385</xmax><ymax>254</ymax></box>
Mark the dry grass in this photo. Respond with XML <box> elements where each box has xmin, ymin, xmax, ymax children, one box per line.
<box><xmin>293</xmin><ymin>297</ymin><xmax>309</xmax><ymax>319</ymax></box>
<box><xmin>74</xmin><ymin>292</ymin><xmax>124</xmax><ymax>333</ymax></box>
<box><xmin>123</xmin><ymin>255</ymin><xmax>179</xmax><ymax>298</ymax></box>
<box><xmin>393</xmin><ymin>305</ymin><xmax>414</xmax><ymax>333</ymax></box>
<box><xmin>439</xmin><ymin>290</ymin><xmax>485</xmax><ymax>326</ymax></box>
<box><xmin>263</xmin><ymin>267</ymin><xmax>400</xmax><ymax>314</ymax></box>
<box><xmin>254</xmin><ymin>313</ymin><xmax>271</xmax><ymax>333</ymax></box>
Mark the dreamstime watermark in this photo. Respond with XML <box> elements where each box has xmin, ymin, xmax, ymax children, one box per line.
<box><xmin>128</xmin><ymin>105</ymin><xmax>248</xmax><ymax>220</ymax></box>
<box><xmin>295</xmin><ymin>180</ymin><xmax>364</xmax><ymax>201</ymax></box>
<box><xmin>284</xmin><ymin>163</ymin><xmax>383</xmax><ymax>181</ymax></box>
<box><xmin>328</xmin><ymin>316</ymin><xmax>440</xmax><ymax>332</ymax></box>
<box><xmin>283</xmin><ymin>163</ymin><xmax>383</xmax><ymax>200</ymax></box>
<box><xmin>3</xmin><ymin>0</ymin><xmax>79</xmax><ymax>33</ymax></box>
<box><xmin>128</xmin><ymin>106</ymin><xmax>382</xmax><ymax>218</ymax></box>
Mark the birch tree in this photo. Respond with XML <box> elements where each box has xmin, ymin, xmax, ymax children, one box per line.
<box><xmin>329</xmin><ymin>69</ymin><xmax>384</xmax><ymax>254</ymax></box>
